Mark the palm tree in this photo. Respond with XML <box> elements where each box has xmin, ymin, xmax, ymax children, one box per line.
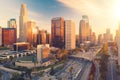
<box><xmin>10</xmin><ymin>72</ymin><xmax>20</xmax><ymax>80</ymax></box>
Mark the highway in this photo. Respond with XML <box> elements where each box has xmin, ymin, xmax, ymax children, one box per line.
<box><xmin>107</xmin><ymin>47</ymin><xmax>118</xmax><ymax>80</ymax></box>
<box><xmin>55</xmin><ymin>57</ymin><xmax>92</xmax><ymax>80</ymax></box>
<box><xmin>1</xmin><ymin>70</ymin><xmax>11</xmax><ymax>80</ymax></box>
<box><xmin>94</xmin><ymin>61</ymin><xmax>100</xmax><ymax>80</ymax></box>
<box><xmin>75</xmin><ymin>61</ymin><xmax>92</xmax><ymax>80</ymax></box>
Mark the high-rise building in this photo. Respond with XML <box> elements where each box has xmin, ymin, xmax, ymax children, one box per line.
<box><xmin>0</xmin><ymin>27</ymin><xmax>2</xmax><ymax>46</ymax></box>
<box><xmin>19</xmin><ymin>3</ymin><xmax>28</xmax><ymax>42</ymax></box>
<box><xmin>90</xmin><ymin>32</ymin><xmax>96</xmax><ymax>44</ymax></box>
<box><xmin>2</xmin><ymin>28</ymin><xmax>16</xmax><ymax>46</ymax></box>
<box><xmin>39</xmin><ymin>30</ymin><xmax>47</xmax><ymax>44</ymax></box>
<box><xmin>65</xmin><ymin>20</ymin><xmax>76</xmax><ymax>50</ymax></box>
<box><xmin>46</xmin><ymin>33</ymin><xmax>51</xmax><ymax>44</ymax></box>
<box><xmin>37</xmin><ymin>30</ymin><xmax>51</xmax><ymax>45</ymax></box>
<box><xmin>103</xmin><ymin>28</ymin><xmax>113</xmax><ymax>43</ymax></box>
<box><xmin>98</xmin><ymin>34</ymin><xmax>103</xmax><ymax>45</ymax></box>
<box><xmin>27</xmin><ymin>21</ymin><xmax>36</xmax><ymax>45</ymax></box>
<box><xmin>8</xmin><ymin>19</ymin><xmax>17</xmax><ymax>28</ymax></box>
<box><xmin>76</xmin><ymin>35</ymin><xmax>79</xmax><ymax>47</ymax></box>
<box><xmin>116</xmin><ymin>22</ymin><xmax>120</xmax><ymax>66</ymax></box>
<box><xmin>79</xmin><ymin>15</ymin><xmax>90</xmax><ymax>44</ymax></box>
<box><xmin>51</xmin><ymin>17</ymin><xmax>65</xmax><ymax>48</ymax></box>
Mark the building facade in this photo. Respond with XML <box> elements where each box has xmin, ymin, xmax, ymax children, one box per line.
<box><xmin>65</xmin><ymin>20</ymin><xmax>76</xmax><ymax>50</ymax></box>
<box><xmin>116</xmin><ymin>23</ymin><xmax>120</xmax><ymax>66</ymax></box>
<box><xmin>2</xmin><ymin>28</ymin><xmax>16</xmax><ymax>46</ymax></box>
<box><xmin>8</xmin><ymin>18</ymin><xmax>17</xmax><ymax>28</ymax></box>
<box><xmin>27</xmin><ymin>21</ymin><xmax>36</xmax><ymax>45</ymax></box>
<box><xmin>79</xmin><ymin>15</ymin><xmax>91</xmax><ymax>44</ymax></box>
<box><xmin>19</xmin><ymin>3</ymin><xmax>28</xmax><ymax>42</ymax></box>
<box><xmin>98</xmin><ymin>34</ymin><xmax>103</xmax><ymax>45</ymax></box>
<box><xmin>0</xmin><ymin>27</ymin><xmax>2</xmax><ymax>46</ymax></box>
<box><xmin>13</xmin><ymin>42</ymin><xmax>30</xmax><ymax>51</ymax></box>
<box><xmin>51</xmin><ymin>17</ymin><xmax>65</xmax><ymax>48</ymax></box>
<box><xmin>103</xmin><ymin>28</ymin><xmax>113</xmax><ymax>43</ymax></box>
<box><xmin>37</xmin><ymin>44</ymin><xmax>50</xmax><ymax>63</ymax></box>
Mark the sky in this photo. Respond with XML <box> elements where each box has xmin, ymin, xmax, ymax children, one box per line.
<box><xmin>0</xmin><ymin>0</ymin><xmax>120</xmax><ymax>36</ymax></box>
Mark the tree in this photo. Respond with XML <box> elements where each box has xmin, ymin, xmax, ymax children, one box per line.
<box><xmin>50</xmin><ymin>66</ymin><xmax>55</xmax><ymax>75</ymax></box>
<box><xmin>26</xmin><ymin>68</ymin><xmax>32</xmax><ymax>79</ymax></box>
<box><xmin>10</xmin><ymin>72</ymin><xmax>21</xmax><ymax>80</ymax></box>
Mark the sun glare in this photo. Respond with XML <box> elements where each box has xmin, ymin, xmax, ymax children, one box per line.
<box><xmin>112</xmin><ymin>2</ymin><xmax>120</xmax><ymax>21</ymax></box>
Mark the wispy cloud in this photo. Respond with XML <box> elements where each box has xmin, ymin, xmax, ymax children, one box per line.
<box><xmin>58</xmin><ymin>0</ymin><xmax>120</xmax><ymax>35</ymax></box>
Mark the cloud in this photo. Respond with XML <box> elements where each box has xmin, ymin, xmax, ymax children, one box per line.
<box><xmin>58</xmin><ymin>0</ymin><xmax>120</xmax><ymax>36</ymax></box>
<box><xmin>58</xmin><ymin>0</ymin><xmax>102</xmax><ymax>17</ymax></box>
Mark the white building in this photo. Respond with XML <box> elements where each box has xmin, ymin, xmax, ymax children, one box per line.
<box><xmin>19</xmin><ymin>3</ymin><xmax>28</xmax><ymax>42</ymax></box>
<box><xmin>65</xmin><ymin>20</ymin><xmax>76</xmax><ymax>50</ymax></box>
<box><xmin>0</xmin><ymin>27</ymin><xmax>2</xmax><ymax>46</ymax></box>
<box><xmin>37</xmin><ymin>44</ymin><xmax>50</xmax><ymax>63</ymax></box>
<box><xmin>117</xmin><ymin>35</ymin><xmax>120</xmax><ymax>66</ymax></box>
<box><xmin>116</xmin><ymin>23</ymin><xmax>120</xmax><ymax>66</ymax></box>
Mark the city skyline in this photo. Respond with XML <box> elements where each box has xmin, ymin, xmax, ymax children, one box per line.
<box><xmin>0</xmin><ymin>0</ymin><xmax>120</xmax><ymax>36</ymax></box>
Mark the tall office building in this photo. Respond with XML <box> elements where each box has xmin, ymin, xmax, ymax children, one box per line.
<box><xmin>103</xmin><ymin>28</ymin><xmax>113</xmax><ymax>43</ymax></box>
<box><xmin>0</xmin><ymin>27</ymin><xmax>2</xmax><ymax>46</ymax></box>
<box><xmin>65</xmin><ymin>20</ymin><xmax>76</xmax><ymax>50</ymax></box>
<box><xmin>79</xmin><ymin>15</ymin><xmax>90</xmax><ymax>43</ymax></box>
<box><xmin>51</xmin><ymin>17</ymin><xmax>65</xmax><ymax>48</ymax></box>
<box><xmin>27</xmin><ymin>21</ymin><xmax>36</xmax><ymax>45</ymax></box>
<box><xmin>37</xmin><ymin>30</ymin><xmax>51</xmax><ymax>45</ymax></box>
<box><xmin>98</xmin><ymin>34</ymin><xmax>103</xmax><ymax>45</ymax></box>
<box><xmin>19</xmin><ymin>3</ymin><xmax>28</xmax><ymax>42</ymax></box>
<box><xmin>90</xmin><ymin>32</ymin><xmax>96</xmax><ymax>44</ymax></box>
<box><xmin>8</xmin><ymin>19</ymin><xmax>17</xmax><ymax>28</ymax></box>
<box><xmin>46</xmin><ymin>33</ymin><xmax>51</xmax><ymax>44</ymax></box>
<box><xmin>2</xmin><ymin>28</ymin><xmax>16</xmax><ymax>46</ymax></box>
<box><xmin>39</xmin><ymin>30</ymin><xmax>47</xmax><ymax>44</ymax></box>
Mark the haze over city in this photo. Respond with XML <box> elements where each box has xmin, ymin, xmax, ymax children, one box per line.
<box><xmin>0</xmin><ymin>0</ymin><xmax>120</xmax><ymax>36</ymax></box>
<box><xmin>1</xmin><ymin>0</ymin><xmax>120</xmax><ymax>80</ymax></box>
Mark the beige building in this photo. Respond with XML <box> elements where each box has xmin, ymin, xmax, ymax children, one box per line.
<box><xmin>19</xmin><ymin>3</ymin><xmax>28</xmax><ymax>42</ymax></box>
<box><xmin>103</xmin><ymin>28</ymin><xmax>113</xmax><ymax>43</ymax></box>
<box><xmin>0</xmin><ymin>27</ymin><xmax>2</xmax><ymax>46</ymax></box>
<box><xmin>116</xmin><ymin>23</ymin><xmax>120</xmax><ymax>66</ymax></box>
<box><xmin>79</xmin><ymin>15</ymin><xmax>91</xmax><ymax>43</ymax></box>
<box><xmin>27</xmin><ymin>21</ymin><xmax>36</xmax><ymax>45</ymax></box>
<box><xmin>37</xmin><ymin>44</ymin><xmax>50</xmax><ymax>63</ymax></box>
<box><xmin>98</xmin><ymin>34</ymin><xmax>103</xmax><ymax>45</ymax></box>
<box><xmin>65</xmin><ymin>20</ymin><xmax>76</xmax><ymax>50</ymax></box>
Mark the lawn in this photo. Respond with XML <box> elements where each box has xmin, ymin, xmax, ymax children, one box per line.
<box><xmin>18</xmin><ymin>55</ymin><xmax>36</xmax><ymax>62</ymax></box>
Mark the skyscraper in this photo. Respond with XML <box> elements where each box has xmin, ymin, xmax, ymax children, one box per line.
<box><xmin>51</xmin><ymin>17</ymin><xmax>65</xmax><ymax>48</ymax></box>
<box><xmin>65</xmin><ymin>20</ymin><xmax>76</xmax><ymax>50</ymax></box>
<box><xmin>103</xmin><ymin>28</ymin><xmax>113</xmax><ymax>43</ymax></box>
<box><xmin>79</xmin><ymin>15</ymin><xmax>90</xmax><ymax>44</ymax></box>
<box><xmin>8</xmin><ymin>19</ymin><xmax>17</xmax><ymax>28</ymax></box>
<box><xmin>27</xmin><ymin>21</ymin><xmax>36</xmax><ymax>45</ymax></box>
<box><xmin>19</xmin><ymin>3</ymin><xmax>28</xmax><ymax>42</ymax></box>
<box><xmin>0</xmin><ymin>27</ymin><xmax>2</xmax><ymax>46</ymax></box>
<box><xmin>98</xmin><ymin>34</ymin><xmax>103</xmax><ymax>45</ymax></box>
<box><xmin>46</xmin><ymin>33</ymin><xmax>51</xmax><ymax>44</ymax></box>
<box><xmin>38</xmin><ymin>30</ymin><xmax>47</xmax><ymax>44</ymax></box>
